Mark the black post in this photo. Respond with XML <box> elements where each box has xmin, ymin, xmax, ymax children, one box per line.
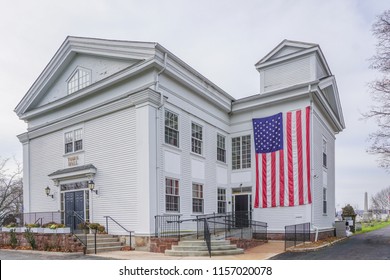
<box><xmin>178</xmin><ymin>215</ymin><xmax>181</xmax><ymax>241</ymax></box>
<box><xmin>129</xmin><ymin>232</ymin><xmax>132</xmax><ymax>249</ymax></box>
<box><xmin>94</xmin><ymin>228</ymin><xmax>97</xmax><ymax>254</ymax></box>
<box><xmin>105</xmin><ymin>216</ymin><xmax>109</xmax><ymax>234</ymax></box>
<box><xmin>294</xmin><ymin>225</ymin><xmax>297</xmax><ymax>247</ymax></box>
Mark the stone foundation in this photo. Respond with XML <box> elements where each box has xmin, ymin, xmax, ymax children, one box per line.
<box><xmin>149</xmin><ymin>237</ymin><xmax>179</xmax><ymax>253</ymax></box>
<box><xmin>0</xmin><ymin>232</ymin><xmax>84</xmax><ymax>252</ymax></box>
<box><xmin>227</xmin><ymin>238</ymin><xmax>267</xmax><ymax>250</ymax></box>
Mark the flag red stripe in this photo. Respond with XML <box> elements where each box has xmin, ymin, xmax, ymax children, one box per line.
<box><xmin>262</xmin><ymin>153</ymin><xmax>267</xmax><ymax>208</ymax></box>
<box><xmin>271</xmin><ymin>152</ymin><xmax>276</xmax><ymax>207</ymax></box>
<box><xmin>279</xmin><ymin>149</ymin><xmax>285</xmax><ymax>206</ymax></box>
<box><xmin>296</xmin><ymin>110</ymin><xmax>304</xmax><ymax>205</ymax></box>
<box><xmin>306</xmin><ymin>106</ymin><xmax>312</xmax><ymax>203</ymax></box>
<box><xmin>255</xmin><ymin>153</ymin><xmax>260</xmax><ymax>208</ymax></box>
<box><xmin>287</xmin><ymin>112</ymin><xmax>294</xmax><ymax>206</ymax></box>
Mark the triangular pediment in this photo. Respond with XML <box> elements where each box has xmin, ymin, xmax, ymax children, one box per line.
<box><xmin>318</xmin><ymin>76</ymin><xmax>345</xmax><ymax>130</ymax></box>
<box><xmin>15</xmin><ymin>36</ymin><xmax>157</xmax><ymax>117</ymax></box>
<box><xmin>255</xmin><ymin>40</ymin><xmax>331</xmax><ymax>77</ymax></box>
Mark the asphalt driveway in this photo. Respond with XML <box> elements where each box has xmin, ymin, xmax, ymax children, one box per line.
<box><xmin>271</xmin><ymin>224</ymin><xmax>390</xmax><ymax>260</ymax></box>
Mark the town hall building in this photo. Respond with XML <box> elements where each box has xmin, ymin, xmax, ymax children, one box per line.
<box><xmin>15</xmin><ymin>37</ymin><xmax>344</xmax><ymax>244</ymax></box>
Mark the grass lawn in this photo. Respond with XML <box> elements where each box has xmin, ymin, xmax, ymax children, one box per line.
<box><xmin>356</xmin><ymin>220</ymin><xmax>390</xmax><ymax>234</ymax></box>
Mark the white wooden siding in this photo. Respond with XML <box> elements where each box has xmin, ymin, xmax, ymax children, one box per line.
<box><xmin>84</xmin><ymin>107</ymin><xmax>138</xmax><ymax>234</ymax></box>
<box><xmin>29</xmin><ymin>130</ymin><xmax>64</xmax><ymax>212</ymax></box>
<box><xmin>312</xmin><ymin>106</ymin><xmax>336</xmax><ymax>229</ymax></box>
<box><xmin>263</xmin><ymin>57</ymin><xmax>311</xmax><ymax>93</ymax></box>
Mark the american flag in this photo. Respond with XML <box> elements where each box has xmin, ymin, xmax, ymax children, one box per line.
<box><xmin>252</xmin><ymin>106</ymin><xmax>312</xmax><ymax>208</ymax></box>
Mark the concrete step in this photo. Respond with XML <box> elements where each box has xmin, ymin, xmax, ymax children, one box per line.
<box><xmin>171</xmin><ymin>244</ymin><xmax>237</xmax><ymax>251</ymax></box>
<box><xmin>86</xmin><ymin>245</ymin><xmax>124</xmax><ymax>254</ymax></box>
<box><xmin>178</xmin><ymin>240</ymin><xmax>230</xmax><ymax>246</ymax></box>
<box><xmin>165</xmin><ymin>248</ymin><xmax>244</xmax><ymax>257</ymax></box>
<box><xmin>82</xmin><ymin>234</ymin><xmax>125</xmax><ymax>254</ymax></box>
<box><xmin>165</xmin><ymin>239</ymin><xmax>244</xmax><ymax>257</ymax></box>
<box><xmin>87</xmin><ymin>241</ymin><xmax>123</xmax><ymax>249</ymax></box>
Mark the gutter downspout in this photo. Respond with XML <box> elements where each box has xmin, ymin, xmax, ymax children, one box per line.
<box><xmin>155</xmin><ymin>52</ymin><xmax>168</xmax><ymax>219</ymax></box>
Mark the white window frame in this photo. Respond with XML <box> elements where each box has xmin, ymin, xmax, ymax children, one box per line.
<box><xmin>191</xmin><ymin>122</ymin><xmax>203</xmax><ymax>155</ymax></box>
<box><xmin>217</xmin><ymin>188</ymin><xmax>227</xmax><ymax>214</ymax></box>
<box><xmin>323</xmin><ymin>187</ymin><xmax>327</xmax><ymax>215</ymax></box>
<box><xmin>192</xmin><ymin>183</ymin><xmax>204</xmax><ymax>213</ymax></box>
<box><xmin>322</xmin><ymin>137</ymin><xmax>327</xmax><ymax>168</ymax></box>
<box><xmin>165</xmin><ymin>178</ymin><xmax>180</xmax><ymax>212</ymax></box>
<box><xmin>232</xmin><ymin>135</ymin><xmax>251</xmax><ymax>170</ymax></box>
<box><xmin>64</xmin><ymin>128</ymin><xmax>83</xmax><ymax>154</ymax></box>
<box><xmin>67</xmin><ymin>67</ymin><xmax>91</xmax><ymax>95</ymax></box>
<box><xmin>217</xmin><ymin>134</ymin><xmax>226</xmax><ymax>163</ymax></box>
<box><xmin>164</xmin><ymin>109</ymin><xmax>179</xmax><ymax>148</ymax></box>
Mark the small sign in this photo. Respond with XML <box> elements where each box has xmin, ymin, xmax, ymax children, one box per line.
<box><xmin>67</xmin><ymin>155</ymin><xmax>79</xmax><ymax>167</ymax></box>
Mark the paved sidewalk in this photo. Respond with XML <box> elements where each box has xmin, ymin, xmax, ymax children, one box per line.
<box><xmin>95</xmin><ymin>240</ymin><xmax>285</xmax><ymax>260</ymax></box>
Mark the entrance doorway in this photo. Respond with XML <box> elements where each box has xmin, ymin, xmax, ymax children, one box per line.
<box><xmin>64</xmin><ymin>191</ymin><xmax>85</xmax><ymax>230</ymax></box>
<box><xmin>234</xmin><ymin>194</ymin><xmax>252</xmax><ymax>228</ymax></box>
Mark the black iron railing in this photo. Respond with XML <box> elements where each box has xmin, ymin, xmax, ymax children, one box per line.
<box><xmin>2</xmin><ymin>211</ymin><xmax>62</xmax><ymax>227</ymax></box>
<box><xmin>104</xmin><ymin>216</ymin><xmax>134</xmax><ymax>249</ymax></box>
<box><xmin>154</xmin><ymin>211</ymin><xmax>267</xmax><ymax>242</ymax></box>
<box><xmin>203</xmin><ymin>218</ymin><xmax>212</xmax><ymax>257</ymax></box>
<box><xmin>154</xmin><ymin>214</ymin><xmax>181</xmax><ymax>239</ymax></box>
<box><xmin>285</xmin><ymin>222</ymin><xmax>310</xmax><ymax>250</ymax></box>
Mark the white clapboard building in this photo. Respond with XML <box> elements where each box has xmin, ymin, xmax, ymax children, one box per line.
<box><xmin>15</xmin><ymin>37</ymin><xmax>344</xmax><ymax>243</ymax></box>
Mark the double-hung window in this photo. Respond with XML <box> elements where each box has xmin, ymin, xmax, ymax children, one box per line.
<box><xmin>217</xmin><ymin>134</ymin><xmax>226</xmax><ymax>163</ymax></box>
<box><xmin>192</xmin><ymin>183</ymin><xmax>204</xmax><ymax>213</ymax></box>
<box><xmin>166</xmin><ymin>178</ymin><xmax>180</xmax><ymax>212</ymax></box>
<box><xmin>322</xmin><ymin>138</ymin><xmax>327</xmax><ymax>168</ymax></box>
<box><xmin>217</xmin><ymin>188</ymin><xmax>227</xmax><ymax>214</ymax></box>
<box><xmin>232</xmin><ymin>135</ymin><xmax>251</xmax><ymax>170</ymax></box>
<box><xmin>323</xmin><ymin>187</ymin><xmax>327</xmax><ymax>214</ymax></box>
<box><xmin>191</xmin><ymin>123</ymin><xmax>203</xmax><ymax>155</ymax></box>
<box><xmin>165</xmin><ymin>110</ymin><xmax>179</xmax><ymax>147</ymax></box>
<box><xmin>64</xmin><ymin>128</ymin><xmax>83</xmax><ymax>154</ymax></box>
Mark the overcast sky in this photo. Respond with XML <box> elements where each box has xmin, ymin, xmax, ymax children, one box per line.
<box><xmin>1</xmin><ymin>0</ymin><xmax>389</xmax><ymax>211</ymax></box>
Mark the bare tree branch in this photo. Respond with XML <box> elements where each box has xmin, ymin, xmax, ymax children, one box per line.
<box><xmin>0</xmin><ymin>157</ymin><xmax>23</xmax><ymax>226</ymax></box>
<box><xmin>365</xmin><ymin>9</ymin><xmax>390</xmax><ymax>171</ymax></box>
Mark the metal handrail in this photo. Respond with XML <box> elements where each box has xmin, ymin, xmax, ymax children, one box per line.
<box><xmin>104</xmin><ymin>216</ymin><xmax>134</xmax><ymax>249</ymax></box>
<box><xmin>203</xmin><ymin>218</ymin><xmax>212</xmax><ymax>257</ymax></box>
<box><xmin>69</xmin><ymin>211</ymin><xmax>97</xmax><ymax>254</ymax></box>
<box><xmin>157</xmin><ymin>212</ymin><xmax>268</xmax><ymax>241</ymax></box>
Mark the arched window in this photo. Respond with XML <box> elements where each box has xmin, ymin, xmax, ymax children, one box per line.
<box><xmin>67</xmin><ymin>67</ymin><xmax>91</xmax><ymax>94</ymax></box>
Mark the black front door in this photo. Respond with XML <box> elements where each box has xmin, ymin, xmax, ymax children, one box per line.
<box><xmin>234</xmin><ymin>194</ymin><xmax>251</xmax><ymax>228</ymax></box>
<box><xmin>65</xmin><ymin>191</ymin><xmax>85</xmax><ymax>230</ymax></box>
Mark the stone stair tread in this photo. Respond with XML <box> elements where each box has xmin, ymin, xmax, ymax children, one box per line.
<box><xmin>165</xmin><ymin>248</ymin><xmax>244</xmax><ymax>257</ymax></box>
<box><xmin>171</xmin><ymin>245</ymin><xmax>237</xmax><ymax>251</ymax></box>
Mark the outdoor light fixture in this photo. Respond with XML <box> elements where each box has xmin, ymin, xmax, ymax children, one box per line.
<box><xmin>45</xmin><ymin>186</ymin><xmax>54</xmax><ymax>198</ymax></box>
<box><xmin>88</xmin><ymin>180</ymin><xmax>97</xmax><ymax>194</ymax></box>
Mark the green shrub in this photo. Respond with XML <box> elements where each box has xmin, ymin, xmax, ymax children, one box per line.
<box><xmin>25</xmin><ymin>223</ymin><xmax>40</xmax><ymax>228</ymax></box>
<box><xmin>9</xmin><ymin>229</ymin><xmax>18</xmax><ymax>249</ymax></box>
<box><xmin>42</xmin><ymin>222</ymin><xmax>65</xmax><ymax>229</ymax></box>
<box><xmin>89</xmin><ymin>223</ymin><xmax>105</xmax><ymax>233</ymax></box>
<box><xmin>24</xmin><ymin>228</ymin><xmax>37</xmax><ymax>250</ymax></box>
<box><xmin>6</xmin><ymin>222</ymin><xmax>17</xmax><ymax>228</ymax></box>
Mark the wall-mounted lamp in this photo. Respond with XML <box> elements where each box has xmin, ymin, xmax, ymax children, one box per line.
<box><xmin>88</xmin><ymin>180</ymin><xmax>98</xmax><ymax>194</ymax></box>
<box><xmin>45</xmin><ymin>186</ymin><xmax>54</xmax><ymax>198</ymax></box>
